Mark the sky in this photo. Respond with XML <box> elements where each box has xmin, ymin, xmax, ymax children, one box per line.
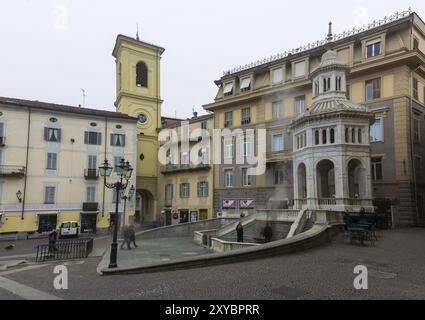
<box><xmin>0</xmin><ymin>0</ymin><xmax>424</xmax><ymax>118</ymax></box>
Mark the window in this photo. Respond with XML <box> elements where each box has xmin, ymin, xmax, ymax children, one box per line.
<box><xmin>365</xmin><ymin>39</ymin><xmax>381</xmax><ymax>58</ymax></box>
<box><xmin>165</xmin><ymin>184</ymin><xmax>173</xmax><ymax>201</ymax></box>
<box><xmin>314</xmin><ymin>81</ymin><xmax>319</xmax><ymax>97</ymax></box>
<box><xmin>413</xmin><ymin>37</ymin><xmax>419</xmax><ymax>50</ymax></box>
<box><xmin>351</xmin><ymin>128</ymin><xmax>355</xmax><ymax>143</ymax></box>
<box><xmin>358</xmin><ymin>128</ymin><xmax>362</xmax><ymax>144</ymax></box>
<box><xmin>46</xmin><ymin>153</ymin><xmax>57</xmax><ymax>170</ymax></box>
<box><xmin>272</xmin><ymin>101</ymin><xmax>282</xmax><ymax>119</ymax></box>
<box><xmin>345</xmin><ymin>127</ymin><xmax>349</xmax><ymax>143</ymax></box>
<box><xmin>365</xmin><ymin>78</ymin><xmax>381</xmax><ymax>101</ymax></box>
<box><xmin>272</xmin><ymin>134</ymin><xmax>284</xmax><ymax>152</ymax></box>
<box><xmin>240</xmin><ymin>78</ymin><xmax>251</xmax><ymax>92</ymax></box>
<box><xmin>323</xmin><ymin>77</ymin><xmax>331</xmax><ymax>92</ymax></box>
<box><xmin>330</xmin><ymin>129</ymin><xmax>335</xmax><ymax>144</ymax></box>
<box><xmin>224</xmin><ymin>139</ymin><xmax>233</xmax><ymax>159</ymax></box>
<box><xmin>241</xmin><ymin>108</ymin><xmax>251</xmax><ymax>125</ymax></box>
<box><xmin>294</xmin><ymin>61</ymin><xmax>306</xmax><ymax>78</ymax></box>
<box><xmin>44</xmin><ymin>186</ymin><xmax>56</xmax><ymax>204</ymax></box>
<box><xmin>224</xmin><ymin>111</ymin><xmax>233</xmax><ymax>128</ymax></box>
<box><xmin>110</xmin><ymin>134</ymin><xmax>126</xmax><ymax>147</ymax></box>
<box><xmin>371</xmin><ymin>158</ymin><xmax>383</xmax><ymax>181</ymax></box>
<box><xmin>414</xmin><ymin>118</ymin><xmax>420</xmax><ymax>144</ymax></box>
<box><xmin>223</xmin><ymin>83</ymin><xmax>233</xmax><ymax>96</ymax></box>
<box><xmin>336</xmin><ymin>77</ymin><xmax>342</xmax><ymax>91</ymax></box>
<box><xmin>201</xmin><ymin>121</ymin><xmax>207</xmax><ymax>130</ymax></box>
<box><xmin>197</xmin><ymin>182</ymin><xmax>208</xmax><ymax>197</ymax></box>
<box><xmin>242</xmin><ymin>168</ymin><xmax>252</xmax><ymax>186</ymax></box>
<box><xmin>199</xmin><ymin>148</ymin><xmax>209</xmax><ymax>164</ymax></box>
<box><xmin>242</xmin><ymin>137</ymin><xmax>252</xmax><ymax>157</ymax></box>
<box><xmin>86</xmin><ymin>186</ymin><xmax>96</xmax><ymax>203</ymax></box>
<box><xmin>322</xmin><ymin>130</ymin><xmax>327</xmax><ymax>144</ymax></box>
<box><xmin>0</xmin><ymin>123</ymin><xmax>4</xmax><ymax>143</ymax></box>
<box><xmin>294</xmin><ymin>96</ymin><xmax>306</xmax><ymax>114</ymax></box>
<box><xmin>272</xmin><ymin>68</ymin><xmax>283</xmax><ymax>84</ymax></box>
<box><xmin>84</xmin><ymin>131</ymin><xmax>101</xmax><ymax>145</ymax></box>
<box><xmin>315</xmin><ymin>130</ymin><xmax>320</xmax><ymax>145</ymax></box>
<box><xmin>413</xmin><ymin>78</ymin><xmax>419</xmax><ymax>100</ymax></box>
<box><xmin>224</xmin><ymin>169</ymin><xmax>233</xmax><ymax>187</ymax></box>
<box><xmin>370</xmin><ymin>118</ymin><xmax>382</xmax><ymax>142</ymax></box>
<box><xmin>274</xmin><ymin>170</ymin><xmax>284</xmax><ymax>185</ymax></box>
<box><xmin>136</xmin><ymin>62</ymin><xmax>148</xmax><ymax>87</ymax></box>
<box><xmin>181</xmin><ymin>152</ymin><xmax>189</xmax><ymax>166</ymax></box>
<box><xmin>44</xmin><ymin>128</ymin><xmax>61</xmax><ymax>142</ymax></box>
<box><xmin>87</xmin><ymin>155</ymin><xmax>97</xmax><ymax>170</ymax></box>
<box><xmin>180</xmin><ymin>183</ymin><xmax>190</xmax><ymax>198</ymax></box>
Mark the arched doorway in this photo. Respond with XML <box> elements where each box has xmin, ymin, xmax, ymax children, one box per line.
<box><xmin>316</xmin><ymin>160</ymin><xmax>335</xmax><ymax>198</ymax></box>
<box><xmin>297</xmin><ymin>163</ymin><xmax>307</xmax><ymax>199</ymax></box>
<box><xmin>136</xmin><ymin>189</ymin><xmax>155</xmax><ymax>224</ymax></box>
<box><xmin>348</xmin><ymin>159</ymin><xmax>366</xmax><ymax>199</ymax></box>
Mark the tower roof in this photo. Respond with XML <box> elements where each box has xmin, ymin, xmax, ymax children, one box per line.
<box><xmin>112</xmin><ymin>34</ymin><xmax>165</xmax><ymax>58</ymax></box>
<box><xmin>310</xmin><ymin>50</ymin><xmax>348</xmax><ymax>78</ymax></box>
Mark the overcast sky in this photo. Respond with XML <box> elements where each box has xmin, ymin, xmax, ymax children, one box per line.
<box><xmin>1</xmin><ymin>0</ymin><xmax>424</xmax><ymax>118</ymax></box>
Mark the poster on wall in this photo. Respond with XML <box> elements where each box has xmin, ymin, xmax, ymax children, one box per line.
<box><xmin>239</xmin><ymin>199</ymin><xmax>255</xmax><ymax>209</ymax></box>
<box><xmin>222</xmin><ymin>200</ymin><xmax>236</xmax><ymax>209</ymax></box>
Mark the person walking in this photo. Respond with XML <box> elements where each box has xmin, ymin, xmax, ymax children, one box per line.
<box><xmin>48</xmin><ymin>228</ymin><xmax>58</xmax><ymax>254</ymax></box>
<box><xmin>263</xmin><ymin>223</ymin><xmax>273</xmax><ymax>243</ymax></box>
<box><xmin>120</xmin><ymin>225</ymin><xmax>131</xmax><ymax>250</ymax></box>
<box><xmin>236</xmin><ymin>222</ymin><xmax>244</xmax><ymax>243</ymax></box>
<box><xmin>128</xmin><ymin>224</ymin><xmax>138</xmax><ymax>248</ymax></box>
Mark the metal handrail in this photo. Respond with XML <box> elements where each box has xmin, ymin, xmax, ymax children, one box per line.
<box><xmin>35</xmin><ymin>238</ymin><xmax>94</xmax><ymax>262</ymax></box>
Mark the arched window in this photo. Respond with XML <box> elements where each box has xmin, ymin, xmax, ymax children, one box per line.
<box><xmin>322</xmin><ymin>129</ymin><xmax>327</xmax><ymax>144</ymax></box>
<box><xmin>345</xmin><ymin>128</ymin><xmax>349</xmax><ymax>143</ymax></box>
<box><xmin>136</xmin><ymin>62</ymin><xmax>148</xmax><ymax>87</ymax></box>
<box><xmin>352</xmin><ymin>128</ymin><xmax>356</xmax><ymax>143</ymax></box>
<box><xmin>330</xmin><ymin>128</ymin><xmax>335</xmax><ymax>144</ymax></box>
<box><xmin>358</xmin><ymin>128</ymin><xmax>362</xmax><ymax>144</ymax></box>
<box><xmin>315</xmin><ymin>130</ymin><xmax>320</xmax><ymax>145</ymax></box>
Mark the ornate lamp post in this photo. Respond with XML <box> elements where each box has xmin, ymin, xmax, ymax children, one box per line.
<box><xmin>99</xmin><ymin>158</ymin><xmax>133</xmax><ymax>269</ymax></box>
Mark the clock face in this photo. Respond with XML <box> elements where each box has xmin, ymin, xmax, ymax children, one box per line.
<box><xmin>138</xmin><ymin>113</ymin><xmax>147</xmax><ymax>124</ymax></box>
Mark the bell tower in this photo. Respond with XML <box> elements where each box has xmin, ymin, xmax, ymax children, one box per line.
<box><xmin>112</xmin><ymin>34</ymin><xmax>165</xmax><ymax>223</ymax></box>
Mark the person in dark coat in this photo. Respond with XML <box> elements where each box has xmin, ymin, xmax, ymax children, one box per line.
<box><xmin>128</xmin><ymin>224</ymin><xmax>138</xmax><ymax>248</ymax></box>
<box><xmin>120</xmin><ymin>225</ymin><xmax>131</xmax><ymax>250</ymax></box>
<box><xmin>263</xmin><ymin>223</ymin><xmax>273</xmax><ymax>243</ymax></box>
<box><xmin>236</xmin><ymin>222</ymin><xmax>244</xmax><ymax>243</ymax></box>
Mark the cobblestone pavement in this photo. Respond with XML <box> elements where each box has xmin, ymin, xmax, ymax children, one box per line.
<box><xmin>97</xmin><ymin>237</ymin><xmax>212</xmax><ymax>271</ymax></box>
<box><xmin>0</xmin><ymin>228</ymin><xmax>424</xmax><ymax>300</ymax></box>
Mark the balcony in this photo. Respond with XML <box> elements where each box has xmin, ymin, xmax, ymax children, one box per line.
<box><xmin>164</xmin><ymin>199</ymin><xmax>173</xmax><ymax>207</ymax></box>
<box><xmin>84</xmin><ymin>169</ymin><xmax>99</xmax><ymax>180</ymax></box>
<box><xmin>160</xmin><ymin>163</ymin><xmax>211</xmax><ymax>174</ymax></box>
<box><xmin>0</xmin><ymin>165</ymin><xmax>25</xmax><ymax>177</ymax></box>
<box><xmin>0</xmin><ymin>137</ymin><xmax>5</xmax><ymax>147</ymax></box>
<box><xmin>82</xmin><ymin>202</ymin><xmax>99</xmax><ymax>212</ymax></box>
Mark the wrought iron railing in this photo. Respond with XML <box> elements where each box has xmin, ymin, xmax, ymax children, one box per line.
<box><xmin>160</xmin><ymin>163</ymin><xmax>211</xmax><ymax>174</ymax></box>
<box><xmin>35</xmin><ymin>238</ymin><xmax>94</xmax><ymax>262</ymax></box>
<box><xmin>84</xmin><ymin>169</ymin><xmax>99</xmax><ymax>179</ymax></box>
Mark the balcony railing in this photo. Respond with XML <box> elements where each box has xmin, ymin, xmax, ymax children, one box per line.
<box><xmin>82</xmin><ymin>202</ymin><xmax>99</xmax><ymax>212</ymax></box>
<box><xmin>0</xmin><ymin>165</ymin><xmax>25</xmax><ymax>177</ymax></box>
<box><xmin>0</xmin><ymin>137</ymin><xmax>5</xmax><ymax>147</ymax></box>
<box><xmin>164</xmin><ymin>199</ymin><xmax>173</xmax><ymax>207</ymax></box>
<box><xmin>160</xmin><ymin>163</ymin><xmax>211</xmax><ymax>174</ymax></box>
<box><xmin>84</xmin><ymin>169</ymin><xmax>99</xmax><ymax>180</ymax></box>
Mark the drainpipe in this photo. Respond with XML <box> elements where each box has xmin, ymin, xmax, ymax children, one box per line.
<box><xmin>21</xmin><ymin>108</ymin><xmax>31</xmax><ymax>220</ymax></box>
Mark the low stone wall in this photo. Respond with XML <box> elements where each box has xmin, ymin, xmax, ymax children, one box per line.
<box><xmin>211</xmin><ymin>238</ymin><xmax>260</xmax><ymax>253</ymax></box>
<box><xmin>136</xmin><ymin>218</ymin><xmax>236</xmax><ymax>240</ymax></box>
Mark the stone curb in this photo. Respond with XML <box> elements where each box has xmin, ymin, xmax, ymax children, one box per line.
<box><xmin>100</xmin><ymin>224</ymin><xmax>343</xmax><ymax>275</ymax></box>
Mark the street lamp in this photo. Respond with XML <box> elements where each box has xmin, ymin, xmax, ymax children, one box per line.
<box><xmin>99</xmin><ymin>158</ymin><xmax>133</xmax><ymax>269</ymax></box>
<box><xmin>16</xmin><ymin>190</ymin><xmax>22</xmax><ymax>203</ymax></box>
<box><xmin>121</xmin><ymin>184</ymin><xmax>135</xmax><ymax>233</ymax></box>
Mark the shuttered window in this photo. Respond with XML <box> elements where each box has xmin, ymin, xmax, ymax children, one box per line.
<box><xmin>197</xmin><ymin>182</ymin><xmax>208</xmax><ymax>197</ymax></box>
<box><xmin>86</xmin><ymin>186</ymin><xmax>96</xmax><ymax>203</ymax></box>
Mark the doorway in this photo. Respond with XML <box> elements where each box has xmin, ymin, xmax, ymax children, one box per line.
<box><xmin>37</xmin><ymin>214</ymin><xmax>57</xmax><ymax>233</ymax></box>
<box><xmin>80</xmin><ymin>213</ymin><xmax>97</xmax><ymax>233</ymax></box>
<box><xmin>179</xmin><ymin>210</ymin><xmax>189</xmax><ymax>224</ymax></box>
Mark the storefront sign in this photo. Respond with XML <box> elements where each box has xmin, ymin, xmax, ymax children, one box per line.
<box><xmin>222</xmin><ymin>200</ymin><xmax>236</xmax><ymax>209</ymax></box>
<box><xmin>240</xmin><ymin>199</ymin><xmax>255</xmax><ymax>209</ymax></box>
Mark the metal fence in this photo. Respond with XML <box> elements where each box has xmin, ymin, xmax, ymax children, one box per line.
<box><xmin>36</xmin><ymin>238</ymin><xmax>94</xmax><ymax>262</ymax></box>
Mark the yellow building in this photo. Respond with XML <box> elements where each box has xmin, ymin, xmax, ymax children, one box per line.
<box><xmin>0</xmin><ymin>97</ymin><xmax>137</xmax><ymax>235</ymax></box>
<box><xmin>113</xmin><ymin>35</ymin><xmax>164</xmax><ymax>224</ymax></box>
<box><xmin>157</xmin><ymin>113</ymin><xmax>215</xmax><ymax>225</ymax></box>
<box><xmin>204</xmin><ymin>9</ymin><xmax>425</xmax><ymax>226</ymax></box>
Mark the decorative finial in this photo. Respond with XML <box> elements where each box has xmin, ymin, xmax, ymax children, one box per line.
<box><xmin>327</xmin><ymin>21</ymin><xmax>333</xmax><ymax>41</ymax></box>
<box><xmin>136</xmin><ymin>24</ymin><xmax>140</xmax><ymax>41</ymax></box>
